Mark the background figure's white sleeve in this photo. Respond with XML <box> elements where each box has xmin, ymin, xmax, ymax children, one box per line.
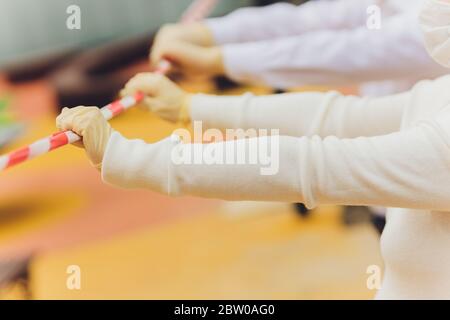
<box><xmin>102</xmin><ymin>109</ymin><xmax>450</xmax><ymax>211</ymax></box>
<box><xmin>220</xmin><ymin>13</ymin><xmax>446</xmax><ymax>88</ymax></box>
<box><xmin>206</xmin><ymin>0</ymin><xmax>373</xmax><ymax>44</ymax></box>
<box><xmin>190</xmin><ymin>91</ymin><xmax>408</xmax><ymax>138</ymax></box>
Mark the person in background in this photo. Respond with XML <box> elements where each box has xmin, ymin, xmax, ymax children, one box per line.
<box><xmin>149</xmin><ymin>0</ymin><xmax>448</xmax><ymax>230</ymax></box>
<box><xmin>150</xmin><ymin>0</ymin><xmax>446</xmax><ymax>95</ymax></box>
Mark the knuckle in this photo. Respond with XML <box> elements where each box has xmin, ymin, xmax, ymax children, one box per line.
<box><xmin>88</xmin><ymin>107</ymin><xmax>101</xmax><ymax>117</ymax></box>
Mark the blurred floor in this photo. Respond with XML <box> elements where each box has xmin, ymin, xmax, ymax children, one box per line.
<box><xmin>0</xmin><ymin>69</ymin><xmax>382</xmax><ymax>299</ymax></box>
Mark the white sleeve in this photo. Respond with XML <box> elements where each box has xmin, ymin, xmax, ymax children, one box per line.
<box><xmin>219</xmin><ymin>13</ymin><xmax>446</xmax><ymax>88</ymax></box>
<box><xmin>190</xmin><ymin>90</ymin><xmax>408</xmax><ymax>138</ymax></box>
<box><xmin>206</xmin><ymin>0</ymin><xmax>372</xmax><ymax>45</ymax></box>
<box><xmin>102</xmin><ymin>110</ymin><xmax>450</xmax><ymax>211</ymax></box>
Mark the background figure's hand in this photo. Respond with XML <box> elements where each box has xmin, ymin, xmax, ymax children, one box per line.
<box><xmin>150</xmin><ymin>23</ymin><xmax>224</xmax><ymax>77</ymax></box>
<box><xmin>56</xmin><ymin>107</ymin><xmax>112</xmax><ymax>169</ymax></box>
<box><xmin>120</xmin><ymin>73</ymin><xmax>191</xmax><ymax>123</ymax></box>
<box><xmin>154</xmin><ymin>23</ymin><xmax>215</xmax><ymax>48</ymax></box>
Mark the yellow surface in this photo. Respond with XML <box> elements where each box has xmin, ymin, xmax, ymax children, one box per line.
<box><xmin>31</xmin><ymin>206</ymin><xmax>382</xmax><ymax>300</ymax></box>
<box><xmin>0</xmin><ymin>192</ymin><xmax>85</xmax><ymax>244</ymax></box>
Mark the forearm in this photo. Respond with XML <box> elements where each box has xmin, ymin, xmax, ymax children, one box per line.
<box><xmin>190</xmin><ymin>90</ymin><xmax>406</xmax><ymax>138</ymax></box>
<box><xmin>220</xmin><ymin>13</ymin><xmax>444</xmax><ymax>88</ymax></box>
<box><xmin>206</xmin><ymin>0</ymin><xmax>372</xmax><ymax>45</ymax></box>
<box><xmin>102</xmin><ymin>116</ymin><xmax>450</xmax><ymax>211</ymax></box>
<box><xmin>102</xmin><ymin>132</ymin><xmax>302</xmax><ymax>202</ymax></box>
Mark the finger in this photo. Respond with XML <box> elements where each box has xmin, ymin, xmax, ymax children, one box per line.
<box><xmin>57</xmin><ymin>106</ymin><xmax>88</xmax><ymax>125</ymax></box>
<box><xmin>124</xmin><ymin>74</ymin><xmax>160</xmax><ymax>97</ymax></box>
<box><xmin>56</xmin><ymin>107</ymin><xmax>96</xmax><ymax>133</ymax></box>
<box><xmin>121</xmin><ymin>76</ymin><xmax>143</xmax><ymax>97</ymax></box>
<box><xmin>65</xmin><ymin>113</ymin><xmax>87</xmax><ymax>136</ymax></box>
<box><xmin>151</xmin><ymin>41</ymin><xmax>187</xmax><ymax>69</ymax></box>
<box><xmin>150</xmin><ymin>41</ymin><xmax>164</xmax><ymax>65</ymax></box>
<box><xmin>150</xmin><ymin>41</ymin><xmax>170</xmax><ymax>71</ymax></box>
<box><xmin>56</xmin><ymin>108</ymin><xmax>69</xmax><ymax>130</ymax></box>
<box><xmin>120</xmin><ymin>86</ymin><xmax>137</xmax><ymax>99</ymax></box>
<box><xmin>56</xmin><ymin>107</ymin><xmax>73</xmax><ymax>125</ymax></box>
<box><xmin>72</xmin><ymin>109</ymin><xmax>102</xmax><ymax>136</ymax></box>
<box><xmin>57</xmin><ymin>110</ymin><xmax>79</xmax><ymax>131</ymax></box>
<box><xmin>155</xmin><ymin>43</ymin><xmax>181</xmax><ymax>64</ymax></box>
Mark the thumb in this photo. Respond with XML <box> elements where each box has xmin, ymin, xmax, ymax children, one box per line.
<box><xmin>156</xmin><ymin>41</ymin><xmax>204</xmax><ymax>68</ymax></box>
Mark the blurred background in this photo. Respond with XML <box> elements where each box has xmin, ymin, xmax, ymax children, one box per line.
<box><xmin>0</xmin><ymin>0</ymin><xmax>254</xmax><ymax>66</ymax></box>
<box><xmin>0</xmin><ymin>0</ymin><xmax>382</xmax><ymax>300</ymax></box>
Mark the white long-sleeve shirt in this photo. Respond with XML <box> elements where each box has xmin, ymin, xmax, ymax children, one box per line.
<box><xmin>102</xmin><ymin>74</ymin><xmax>450</xmax><ymax>299</ymax></box>
<box><xmin>206</xmin><ymin>0</ymin><xmax>447</xmax><ymax>93</ymax></box>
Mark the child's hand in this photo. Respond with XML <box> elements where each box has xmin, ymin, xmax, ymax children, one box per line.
<box><xmin>154</xmin><ymin>23</ymin><xmax>215</xmax><ymax>48</ymax></box>
<box><xmin>56</xmin><ymin>107</ymin><xmax>112</xmax><ymax>169</ymax></box>
<box><xmin>150</xmin><ymin>23</ymin><xmax>224</xmax><ymax>77</ymax></box>
<box><xmin>120</xmin><ymin>73</ymin><xmax>191</xmax><ymax>123</ymax></box>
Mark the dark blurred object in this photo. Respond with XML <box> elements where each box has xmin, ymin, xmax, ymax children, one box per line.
<box><xmin>255</xmin><ymin>0</ymin><xmax>288</xmax><ymax>5</ymax></box>
<box><xmin>255</xmin><ymin>0</ymin><xmax>307</xmax><ymax>5</ymax></box>
<box><xmin>370</xmin><ymin>215</ymin><xmax>386</xmax><ymax>235</ymax></box>
<box><xmin>342</xmin><ymin>206</ymin><xmax>372</xmax><ymax>226</ymax></box>
<box><xmin>215</xmin><ymin>76</ymin><xmax>240</xmax><ymax>91</ymax></box>
<box><xmin>294</xmin><ymin>203</ymin><xmax>311</xmax><ymax>218</ymax></box>
<box><xmin>50</xmin><ymin>32</ymin><xmax>155</xmax><ymax>108</ymax></box>
<box><xmin>343</xmin><ymin>206</ymin><xmax>386</xmax><ymax>235</ymax></box>
<box><xmin>0</xmin><ymin>256</ymin><xmax>32</xmax><ymax>299</ymax></box>
<box><xmin>2</xmin><ymin>49</ymin><xmax>78</xmax><ymax>83</ymax></box>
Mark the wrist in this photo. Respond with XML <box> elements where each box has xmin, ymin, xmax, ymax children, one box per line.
<box><xmin>208</xmin><ymin>46</ymin><xmax>225</xmax><ymax>77</ymax></box>
<box><xmin>194</xmin><ymin>23</ymin><xmax>216</xmax><ymax>46</ymax></box>
<box><xmin>179</xmin><ymin>94</ymin><xmax>192</xmax><ymax>124</ymax></box>
<box><xmin>95</xmin><ymin>126</ymin><xmax>114</xmax><ymax>171</ymax></box>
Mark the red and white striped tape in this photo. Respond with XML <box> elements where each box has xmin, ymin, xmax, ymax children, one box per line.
<box><xmin>0</xmin><ymin>92</ymin><xmax>144</xmax><ymax>171</ymax></box>
<box><xmin>0</xmin><ymin>0</ymin><xmax>219</xmax><ymax>172</ymax></box>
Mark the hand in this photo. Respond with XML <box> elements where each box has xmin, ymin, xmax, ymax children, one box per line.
<box><xmin>154</xmin><ymin>23</ymin><xmax>215</xmax><ymax>48</ymax></box>
<box><xmin>56</xmin><ymin>107</ymin><xmax>112</xmax><ymax>169</ymax></box>
<box><xmin>120</xmin><ymin>73</ymin><xmax>191</xmax><ymax>123</ymax></box>
<box><xmin>150</xmin><ymin>23</ymin><xmax>224</xmax><ymax>77</ymax></box>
